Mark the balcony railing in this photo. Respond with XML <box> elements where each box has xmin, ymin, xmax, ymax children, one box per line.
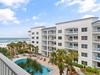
<box><xmin>0</xmin><ymin>53</ymin><xmax>30</xmax><ymax>75</ymax></box>
<box><xmin>93</xmin><ymin>39</ymin><xmax>100</xmax><ymax>42</ymax></box>
<box><xmin>93</xmin><ymin>29</ymin><xmax>100</xmax><ymax>32</ymax></box>
<box><xmin>93</xmin><ymin>48</ymin><xmax>100</xmax><ymax>51</ymax></box>
<box><xmin>66</xmin><ymin>46</ymin><xmax>78</xmax><ymax>49</ymax></box>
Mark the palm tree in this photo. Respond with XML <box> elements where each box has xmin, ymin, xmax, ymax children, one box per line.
<box><xmin>50</xmin><ymin>49</ymin><xmax>66</xmax><ymax>75</ymax></box>
<box><xmin>27</xmin><ymin>44</ymin><xmax>34</xmax><ymax>57</ymax></box>
<box><xmin>7</xmin><ymin>43</ymin><xmax>14</xmax><ymax>59</ymax></box>
<box><xmin>34</xmin><ymin>46</ymin><xmax>39</xmax><ymax>54</ymax></box>
<box><xmin>17</xmin><ymin>58</ymin><xmax>43</xmax><ymax>75</ymax></box>
<box><xmin>65</xmin><ymin>49</ymin><xmax>78</xmax><ymax>75</ymax></box>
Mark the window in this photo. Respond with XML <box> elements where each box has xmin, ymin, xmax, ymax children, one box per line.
<box><xmin>32</xmin><ymin>41</ymin><xmax>34</xmax><ymax>43</ymax></box>
<box><xmin>36</xmin><ymin>37</ymin><xmax>39</xmax><ymax>39</ymax></box>
<box><xmin>81</xmin><ymin>52</ymin><xmax>87</xmax><ymax>57</ymax></box>
<box><xmin>32</xmin><ymin>37</ymin><xmax>34</xmax><ymax>39</ymax></box>
<box><xmin>82</xmin><ymin>61</ymin><xmax>87</xmax><ymax>65</ymax></box>
<box><xmin>74</xmin><ymin>43</ymin><xmax>78</xmax><ymax>46</ymax></box>
<box><xmin>98</xmin><ymin>36</ymin><xmax>100</xmax><ymax>39</ymax></box>
<box><xmin>36</xmin><ymin>32</ymin><xmax>39</xmax><ymax>34</ymax></box>
<box><xmin>58</xmin><ymin>43</ymin><xmax>62</xmax><ymax>46</ymax></box>
<box><xmin>81</xmin><ymin>36</ymin><xmax>87</xmax><ymax>40</ymax></box>
<box><xmin>32</xmin><ymin>32</ymin><xmax>34</xmax><ymax>35</ymax></box>
<box><xmin>36</xmin><ymin>41</ymin><xmax>38</xmax><ymax>44</ymax></box>
<box><xmin>74</xmin><ymin>29</ymin><xmax>78</xmax><ymax>33</ymax></box>
<box><xmin>81</xmin><ymin>44</ymin><xmax>87</xmax><ymax>48</ymax></box>
<box><xmin>97</xmin><ymin>62</ymin><xmax>100</xmax><ymax>67</ymax></box>
<box><xmin>82</xmin><ymin>27</ymin><xmax>87</xmax><ymax>32</ymax></box>
<box><xmin>97</xmin><ymin>53</ymin><xmax>100</xmax><ymax>57</ymax></box>
<box><xmin>74</xmin><ymin>36</ymin><xmax>78</xmax><ymax>40</ymax></box>
<box><xmin>58</xmin><ymin>36</ymin><xmax>62</xmax><ymax>40</ymax></box>
<box><xmin>97</xmin><ymin>45</ymin><xmax>100</xmax><ymax>48</ymax></box>
<box><xmin>58</xmin><ymin>30</ymin><xmax>62</xmax><ymax>33</ymax></box>
<box><xmin>97</xmin><ymin>27</ymin><xmax>100</xmax><ymax>32</ymax></box>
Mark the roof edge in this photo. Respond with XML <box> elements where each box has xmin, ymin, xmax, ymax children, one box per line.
<box><xmin>56</xmin><ymin>17</ymin><xmax>99</xmax><ymax>25</ymax></box>
<box><xmin>31</xmin><ymin>26</ymin><xmax>45</xmax><ymax>29</ymax></box>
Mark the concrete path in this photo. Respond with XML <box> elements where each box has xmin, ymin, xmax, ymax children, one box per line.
<box><xmin>74</xmin><ymin>66</ymin><xmax>85</xmax><ymax>75</ymax></box>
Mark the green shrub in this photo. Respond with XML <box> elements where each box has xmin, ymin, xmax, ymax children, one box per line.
<box><xmin>24</xmin><ymin>50</ymin><xmax>29</xmax><ymax>53</ymax></box>
<box><xmin>91</xmin><ymin>68</ymin><xmax>98</xmax><ymax>73</ymax></box>
<box><xmin>18</xmin><ymin>50</ymin><xmax>24</xmax><ymax>54</ymax></box>
<box><xmin>86</xmin><ymin>66</ymin><xmax>92</xmax><ymax>72</ymax></box>
<box><xmin>97</xmin><ymin>70</ymin><xmax>100</xmax><ymax>74</ymax></box>
<box><xmin>73</xmin><ymin>63</ymin><xmax>83</xmax><ymax>68</ymax></box>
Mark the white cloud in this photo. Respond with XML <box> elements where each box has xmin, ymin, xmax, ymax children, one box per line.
<box><xmin>0</xmin><ymin>8</ymin><xmax>16</xmax><ymax>21</ymax></box>
<box><xmin>0</xmin><ymin>8</ymin><xmax>20</xmax><ymax>24</ymax></box>
<box><xmin>34</xmin><ymin>22</ymin><xmax>46</xmax><ymax>26</ymax></box>
<box><xmin>0</xmin><ymin>0</ymin><xmax>29</xmax><ymax>8</ymax></box>
<box><xmin>55</xmin><ymin>0</ymin><xmax>65</xmax><ymax>6</ymax></box>
<box><xmin>32</xmin><ymin>16</ymin><xmax>39</xmax><ymax>20</ymax></box>
<box><xmin>82</xmin><ymin>14</ymin><xmax>94</xmax><ymax>19</ymax></box>
<box><xmin>23</xmin><ymin>8</ymin><xmax>27</xmax><ymax>12</ymax></box>
<box><xmin>55</xmin><ymin>0</ymin><xmax>100</xmax><ymax>13</ymax></box>
<box><xmin>13</xmin><ymin>20</ymin><xmax>20</xmax><ymax>24</ymax></box>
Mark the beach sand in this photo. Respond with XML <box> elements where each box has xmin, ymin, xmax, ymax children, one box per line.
<box><xmin>0</xmin><ymin>43</ymin><xmax>9</xmax><ymax>47</ymax></box>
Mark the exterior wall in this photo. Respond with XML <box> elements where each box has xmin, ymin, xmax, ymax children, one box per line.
<box><xmin>29</xmin><ymin>17</ymin><xmax>100</xmax><ymax>67</ymax></box>
<box><xmin>42</xmin><ymin>27</ymin><xmax>56</xmax><ymax>56</ymax></box>
<box><xmin>30</xmin><ymin>26</ymin><xmax>45</xmax><ymax>53</ymax></box>
<box><xmin>56</xmin><ymin>17</ymin><xmax>98</xmax><ymax>67</ymax></box>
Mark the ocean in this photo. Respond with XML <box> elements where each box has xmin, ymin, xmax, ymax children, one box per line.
<box><xmin>0</xmin><ymin>38</ymin><xmax>30</xmax><ymax>43</ymax></box>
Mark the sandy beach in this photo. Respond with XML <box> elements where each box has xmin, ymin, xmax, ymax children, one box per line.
<box><xmin>0</xmin><ymin>43</ymin><xmax>9</xmax><ymax>47</ymax></box>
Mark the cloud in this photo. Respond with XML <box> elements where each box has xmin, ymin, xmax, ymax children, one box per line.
<box><xmin>13</xmin><ymin>20</ymin><xmax>20</xmax><ymax>24</ymax></box>
<box><xmin>0</xmin><ymin>8</ymin><xmax>20</xmax><ymax>24</ymax></box>
<box><xmin>55</xmin><ymin>0</ymin><xmax>100</xmax><ymax>13</ymax></box>
<box><xmin>23</xmin><ymin>8</ymin><xmax>27</xmax><ymax>12</ymax></box>
<box><xmin>0</xmin><ymin>0</ymin><xmax>29</xmax><ymax>8</ymax></box>
<box><xmin>55</xmin><ymin>0</ymin><xmax>65</xmax><ymax>6</ymax></box>
<box><xmin>32</xmin><ymin>16</ymin><xmax>39</xmax><ymax>20</ymax></box>
<box><xmin>82</xmin><ymin>14</ymin><xmax>94</xmax><ymax>18</ymax></box>
<box><xmin>0</xmin><ymin>8</ymin><xmax>16</xmax><ymax>21</ymax></box>
<box><xmin>34</xmin><ymin>22</ymin><xmax>46</xmax><ymax>26</ymax></box>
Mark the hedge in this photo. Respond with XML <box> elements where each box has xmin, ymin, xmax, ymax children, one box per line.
<box><xmin>73</xmin><ymin>63</ymin><xmax>83</xmax><ymax>68</ymax></box>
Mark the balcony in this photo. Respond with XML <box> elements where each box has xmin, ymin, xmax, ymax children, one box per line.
<box><xmin>93</xmin><ymin>48</ymin><xmax>100</xmax><ymax>53</ymax></box>
<box><xmin>48</xmin><ymin>38</ymin><xmax>56</xmax><ymax>41</ymax></box>
<box><xmin>66</xmin><ymin>46</ymin><xmax>78</xmax><ymax>50</ymax></box>
<box><xmin>48</xmin><ymin>32</ymin><xmax>56</xmax><ymax>35</ymax></box>
<box><xmin>0</xmin><ymin>53</ymin><xmax>30</xmax><ymax>75</ymax></box>
<box><xmin>93</xmin><ymin>27</ymin><xmax>100</xmax><ymax>34</ymax></box>
<box><xmin>65</xmin><ymin>28</ymin><xmax>78</xmax><ymax>35</ymax></box>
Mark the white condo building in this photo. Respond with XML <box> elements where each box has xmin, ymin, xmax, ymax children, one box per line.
<box><xmin>29</xmin><ymin>17</ymin><xmax>100</xmax><ymax>68</ymax></box>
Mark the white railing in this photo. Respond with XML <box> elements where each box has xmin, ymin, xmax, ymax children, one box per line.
<box><xmin>0</xmin><ymin>53</ymin><xmax>30</xmax><ymax>75</ymax></box>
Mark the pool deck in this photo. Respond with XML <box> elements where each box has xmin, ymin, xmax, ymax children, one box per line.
<box><xmin>12</xmin><ymin>54</ymin><xmax>61</xmax><ymax>75</ymax></box>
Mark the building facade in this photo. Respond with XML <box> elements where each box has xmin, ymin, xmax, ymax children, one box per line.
<box><xmin>29</xmin><ymin>17</ymin><xmax>100</xmax><ymax>68</ymax></box>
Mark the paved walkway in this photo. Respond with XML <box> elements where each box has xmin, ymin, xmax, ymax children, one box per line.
<box><xmin>74</xmin><ymin>66</ymin><xmax>85</xmax><ymax>75</ymax></box>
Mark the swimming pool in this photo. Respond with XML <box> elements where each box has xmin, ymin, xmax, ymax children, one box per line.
<box><xmin>15</xmin><ymin>59</ymin><xmax>52</xmax><ymax>75</ymax></box>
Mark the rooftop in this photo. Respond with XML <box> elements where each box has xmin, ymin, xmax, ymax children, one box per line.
<box><xmin>56</xmin><ymin>17</ymin><xmax>98</xmax><ymax>25</ymax></box>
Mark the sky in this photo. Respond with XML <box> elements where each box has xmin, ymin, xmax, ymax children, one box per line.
<box><xmin>0</xmin><ymin>0</ymin><xmax>100</xmax><ymax>38</ymax></box>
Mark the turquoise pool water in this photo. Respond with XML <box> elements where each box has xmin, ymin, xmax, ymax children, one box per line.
<box><xmin>15</xmin><ymin>59</ymin><xmax>52</xmax><ymax>75</ymax></box>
